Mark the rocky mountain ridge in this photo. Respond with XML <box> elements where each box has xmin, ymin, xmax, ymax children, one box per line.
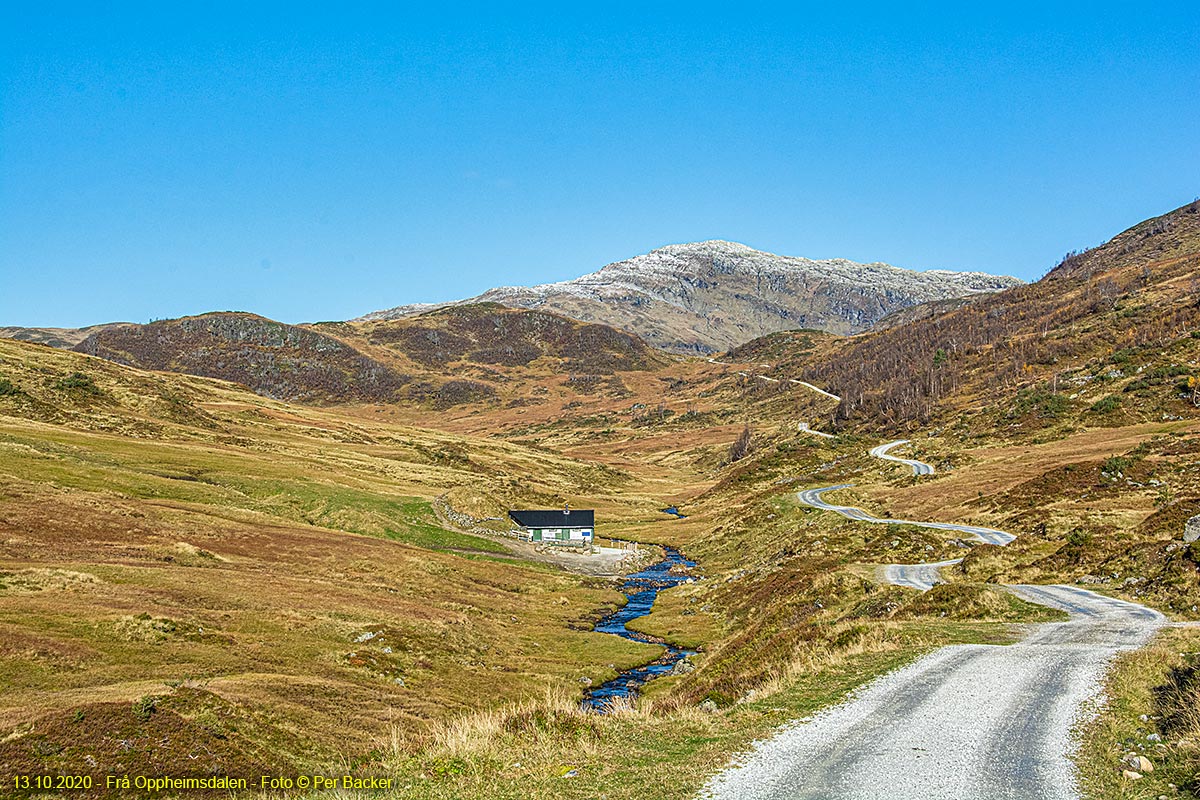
<box><xmin>359</xmin><ymin>240</ymin><xmax>1022</xmax><ymax>353</ymax></box>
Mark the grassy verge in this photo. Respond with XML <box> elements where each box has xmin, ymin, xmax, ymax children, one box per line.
<box><xmin>310</xmin><ymin>619</ymin><xmax>1030</xmax><ymax>800</ymax></box>
<box><xmin>1077</xmin><ymin>627</ymin><xmax>1200</xmax><ymax>799</ymax></box>
<box><xmin>360</xmin><ymin>649</ymin><xmax>923</xmax><ymax>800</ymax></box>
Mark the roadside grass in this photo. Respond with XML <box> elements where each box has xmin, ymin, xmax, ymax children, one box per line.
<box><xmin>1078</xmin><ymin>627</ymin><xmax>1200</xmax><ymax>800</ymax></box>
<box><xmin>351</xmin><ymin>651</ymin><xmax>921</xmax><ymax>800</ymax></box>
<box><xmin>317</xmin><ymin>617</ymin><xmax>1031</xmax><ymax>800</ymax></box>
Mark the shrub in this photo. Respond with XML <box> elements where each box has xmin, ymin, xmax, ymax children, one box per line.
<box><xmin>1103</xmin><ymin>456</ymin><xmax>1131</xmax><ymax>475</ymax></box>
<box><xmin>1066</xmin><ymin>529</ymin><xmax>1092</xmax><ymax>547</ymax></box>
<box><xmin>1089</xmin><ymin>395</ymin><xmax>1121</xmax><ymax>414</ymax></box>
<box><xmin>1012</xmin><ymin>388</ymin><xmax>1069</xmax><ymax>419</ymax></box>
<box><xmin>54</xmin><ymin>372</ymin><xmax>99</xmax><ymax>394</ymax></box>
<box><xmin>702</xmin><ymin>690</ymin><xmax>736</xmax><ymax>708</ymax></box>
<box><xmin>132</xmin><ymin>695</ymin><xmax>158</xmax><ymax>722</ymax></box>
<box><xmin>1110</xmin><ymin>348</ymin><xmax>1135</xmax><ymax>365</ymax></box>
<box><xmin>0</xmin><ymin>377</ymin><xmax>18</xmax><ymax>396</ymax></box>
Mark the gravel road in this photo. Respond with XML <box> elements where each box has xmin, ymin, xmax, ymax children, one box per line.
<box><xmin>791</xmin><ymin>379</ymin><xmax>842</xmax><ymax>401</ymax></box>
<box><xmin>881</xmin><ymin>559</ymin><xmax>963</xmax><ymax>591</ymax></box>
<box><xmin>700</xmin><ymin>585</ymin><xmax>1164</xmax><ymax>800</ymax></box>
<box><xmin>869</xmin><ymin>440</ymin><xmax>935</xmax><ymax>475</ymax></box>
<box><xmin>796</xmin><ymin>484</ymin><xmax>1015</xmax><ymax>545</ymax></box>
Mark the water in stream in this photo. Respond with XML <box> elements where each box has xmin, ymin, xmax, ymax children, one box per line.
<box><xmin>582</xmin><ymin>546</ymin><xmax>696</xmax><ymax>712</ymax></box>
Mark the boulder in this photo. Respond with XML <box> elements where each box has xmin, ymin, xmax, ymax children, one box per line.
<box><xmin>1185</xmin><ymin>514</ymin><xmax>1200</xmax><ymax>543</ymax></box>
<box><xmin>1180</xmin><ymin>513</ymin><xmax>1200</xmax><ymax>544</ymax></box>
<box><xmin>1123</xmin><ymin>753</ymin><xmax>1154</xmax><ymax>773</ymax></box>
<box><xmin>670</xmin><ymin>659</ymin><xmax>696</xmax><ymax>676</ymax></box>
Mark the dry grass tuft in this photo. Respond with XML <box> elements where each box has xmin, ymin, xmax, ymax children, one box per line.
<box><xmin>1077</xmin><ymin>627</ymin><xmax>1200</xmax><ymax>799</ymax></box>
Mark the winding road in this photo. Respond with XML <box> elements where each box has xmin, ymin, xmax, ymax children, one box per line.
<box><xmin>702</xmin><ymin>437</ymin><xmax>1165</xmax><ymax>799</ymax></box>
<box><xmin>796</xmin><ymin>484</ymin><xmax>1015</xmax><ymax>547</ymax></box>
<box><xmin>708</xmin><ymin>358</ymin><xmax>842</xmax><ymax>403</ymax></box>
<box><xmin>869</xmin><ymin>439</ymin><xmax>935</xmax><ymax>475</ymax></box>
<box><xmin>701</xmin><ymin>586</ymin><xmax>1164</xmax><ymax>800</ymax></box>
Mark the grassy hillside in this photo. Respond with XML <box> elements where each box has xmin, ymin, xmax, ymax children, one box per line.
<box><xmin>0</xmin><ymin>328</ymin><xmax>1064</xmax><ymax>798</ymax></box>
<box><xmin>0</xmin><ymin>339</ymin><xmax>682</xmax><ymax>784</ymax></box>
<box><xmin>72</xmin><ymin>312</ymin><xmax>413</xmax><ymax>404</ymax></box>
<box><xmin>0</xmin><ymin>323</ymin><xmax>128</xmax><ymax>350</ymax></box>
<box><xmin>351</xmin><ymin>303</ymin><xmax>669</xmax><ymax>373</ymax></box>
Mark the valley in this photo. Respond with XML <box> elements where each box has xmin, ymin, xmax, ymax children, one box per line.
<box><xmin>1</xmin><ymin>200</ymin><xmax>1199</xmax><ymax>799</ymax></box>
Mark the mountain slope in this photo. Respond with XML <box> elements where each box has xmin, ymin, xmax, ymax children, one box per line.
<box><xmin>358</xmin><ymin>240</ymin><xmax>1021</xmax><ymax>354</ymax></box>
<box><xmin>348</xmin><ymin>303</ymin><xmax>668</xmax><ymax>373</ymax></box>
<box><xmin>72</xmin><ymin>312</ymin><xmax>413</xmax><ymax>404</ymax></box>
<box><xmin>0</xmin><ymin>335</ymin><xmax>661</xmax><ymax>777</ymax></box>
<box><xmin>744</xmin><ymin>199</ymin><xmax>1200</xmax><ymax>429</ymax></box>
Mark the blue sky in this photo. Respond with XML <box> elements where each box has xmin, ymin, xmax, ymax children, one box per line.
<box><xmin>2</xmin><ymin>3</ymin><xmax>1198</xmax><ymax>327</ymax></box>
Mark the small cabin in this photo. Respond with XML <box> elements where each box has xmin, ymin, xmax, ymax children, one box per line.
<box><xmin>509</xmin><ymin>506</ymin><xmax>594</xmax><ymax>547</ymax></box>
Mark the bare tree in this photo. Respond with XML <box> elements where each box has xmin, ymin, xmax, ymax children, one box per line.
<box><xmin>728</xmin><ymin>425</ymin><xmax>753</xmax><ymax>463</ymax></box>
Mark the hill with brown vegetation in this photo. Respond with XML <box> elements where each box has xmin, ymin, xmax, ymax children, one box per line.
<box><xmin>0</xmin><ymin>336</ymin><xmax>684</xmax><ymax>785</ymax></box>
<box><xmin>68</xmin><ymin>306</ymin><xmax>674</xmax><ymax>409</ymax></box>
<box><xmin>351</xmin><ymin>303</ymin><xmax>667</xmax><ymax>373</ymax></box>
<box><xmin>748</xmin><ymin>198</ymin><xmax>1200</xmax><ymax>429</ymax></box>
<box><xmin>358</xmin><ymin>240</ymin><xmax>1021</xmax><ymax>354</ymax></box>
<box><xmin>72</xmin><ymin>312</ymin><xmax>413</xmax><ymax>404</ymax></box>
<box><xmin>0</xmin><ymin>330</ymin><xmax>1063</xmax><ymax>798</ymax></box>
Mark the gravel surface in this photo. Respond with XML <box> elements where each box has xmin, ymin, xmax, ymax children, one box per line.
<box><xmin>881</xmin><ymin>559</ymin><xmax>963</xmax><ymax>590</ymax></box>
<box><xmin>700</xmin><ymin>585</ymin><xmax>1164</xmax><ymax>800</ymax></box>
<box><xmin>869</xmin><ymin>440</ymin><xmax>935</xmax><ymax>475</ymax></box>
<box><xmin>712</xmin><ymin>440</ymin><xmax>1163</xmax><ymax>797</ymax></box>
<box><xmin>796</xmin><ymin>485</ymin><xmax>1015</xmax><ymax>545</ymax></box>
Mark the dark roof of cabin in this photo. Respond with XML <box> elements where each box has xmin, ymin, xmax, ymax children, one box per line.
<box><xmin>508</xmin><ymin>509</ymin><xmax>594</xmax><ymax>529</ymax></box>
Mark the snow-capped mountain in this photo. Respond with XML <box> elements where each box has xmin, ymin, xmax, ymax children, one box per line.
<box><xmin>358</xmin><ymin>241</ymin><xmax>1022</xmax><ymax>354</ymax></box>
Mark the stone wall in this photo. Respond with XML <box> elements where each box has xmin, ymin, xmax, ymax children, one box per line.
<box><xmin>432</xmin><ymin>494</ymin><xmax>528</xmax><ymax>541</ymax></box>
